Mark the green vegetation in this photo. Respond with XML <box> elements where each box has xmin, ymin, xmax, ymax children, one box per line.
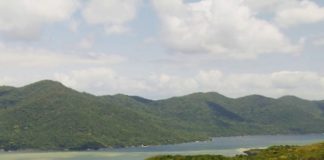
<box><xmin>146</xmin><ymin>142</ymin><xmax>324</xmax><ymax>160</ymax></box>
<box><xmin>0</xmin><ymin>80</ymin><xmax>324</xmax><ymax>151</ymax></box>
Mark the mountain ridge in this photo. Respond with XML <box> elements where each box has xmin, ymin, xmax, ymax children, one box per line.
<box><xmin>0</xmin><ymin>80</ymin><xmax>324</xmax><ymax>151</ymax></box>
<box><xmin>2</xmin><ymin>80</ymin><xmax>321</xmax><ymax>102</ymax></box>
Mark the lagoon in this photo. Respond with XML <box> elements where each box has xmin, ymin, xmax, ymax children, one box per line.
<box><xmin>1</xmin><ymin>134</ymin><xmax>324</xmax><ymax>160</ymax></box>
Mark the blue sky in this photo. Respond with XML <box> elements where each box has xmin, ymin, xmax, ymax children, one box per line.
<box><xmin>1</xmin><ymin>0</ymin><xmax>324</xmax><ymax>100</ymax></box>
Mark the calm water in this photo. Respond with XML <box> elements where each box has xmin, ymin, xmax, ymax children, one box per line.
<box><xmin>1</xmin><ymin>134</ymin><xmax>324</xmax><ymax>160</ymax></box>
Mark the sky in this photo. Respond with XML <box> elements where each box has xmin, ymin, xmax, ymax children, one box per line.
<box><xmin>0</xmin><ymin>0</ymin><xmax>324</xmax><ymax>100</ymax></box>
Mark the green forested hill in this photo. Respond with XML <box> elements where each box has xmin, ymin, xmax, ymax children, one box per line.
<box><xmin>147</xmin><ymin>142</ymin><xmax>324</xmax><ymax>160</ymax></box>
<box><xmin>0</xmin><ymin>80</ymin><xmax>324</xmax><ymax>150</ymax></box>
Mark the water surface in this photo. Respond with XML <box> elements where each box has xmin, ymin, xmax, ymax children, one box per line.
<box><xmin>1</xmin><ymin>134</ymin><xmax>324</xmax><ymax>160</ymax></box>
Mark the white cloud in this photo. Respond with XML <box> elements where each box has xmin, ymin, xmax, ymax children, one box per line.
<box><xmin>0</xmin><ymin>42</ymin><xmax>125</xmax><ymax>68</ymax></box>
<box><xmin>244</xmin><ymin>0</ymin><xmax>324</xmax><ymax>27</ymax></box>
<box><xmin>68</xmin><ymin>20</ymin><xmax>79</xmax><ymax>33</ymax></box>
<box><xmin>104</xmin><ymin>25</ymin><xmax>130</xmax><ymax>35</ymax></box>
<box><xmin>82</xmin><ymin>0</ymin><xmax>141</xmax><ymax>35</ymax></box>
<box><xmin>143</xmin><ymin>37</ymin><xmax>157</xmax><ymax>45</ymax></box>
<box><xmin>147</xmin><ymin>73</ymin><xmax>199</xmax><ymax>96</ymax></box>
<box><xmin>0</xmin><ymin>76</ymin><xmax>16</xmax><ymax>86</ymax></box>
<box><xmin>51</xmin><ymin>68</ymin><xmax>324</xmax><ymax>100</ymax></box>
<box><xmin>153</xmin><ymin>0</ymin><xmax>300</xmax><ymax>59</ymax></box>
<box><xmin>77</xmin><ymin>35</ymin><xmax>95</xmax><ymax>49</ymax></box>
<box><xmin>313</xmin><ymin>37</ymin><xmax>324</xmax><ymax>46</ymax></box>
<box><xmin>270</xmin><ymin>71</ymin><xmax>321</xmax><ymax>89</ymax></box>
<box><xmin>274</xmin><ymin>0</ymin><xmax>324</xmax><ymax>28</ymax></box>
<box><xmin>0</xmin><ymin>0</ymin><xmax>323</xmax><ymax>101</ymax></box>
<box><xmin>244</xmin><ymin>0</ymin><xmax>297</xmax><ymax>13</ymax></box>
<box><xmin>0</xmin><ymin>0</ymin><xmax>79</xmax><ymax>39</ymax></box>
<box><xmin>154</xmin><ymin>70</ymin><xmax>324</xmax><ymax>100</ymax></box>
<box><xmin>54</xmin><ymin>67</ymin><xmax>151</xmax><ymax>95</ymax></box>
<box><xmin>2</xmin><ymin>65</ymin><xmax>324</xmax><ymax>100</ymax></box>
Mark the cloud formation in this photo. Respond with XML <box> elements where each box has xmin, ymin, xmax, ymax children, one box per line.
<box><xmin>274</xmin><ymin>0</ymin><xmax>324</xmax><ymax>27</ymax></box>
<box><xmin>313</xmin><ymin>37</ymin><xmax>324</xmax><ymax>46</ymax></box>
<box><xmin>245</xmin><ymin>0</ymin><xmax>324</xmax><ymax>27</ymax></box>
<box><xmin>54</xmin><ymin>67</ymin><xmax>150</xmax><ymax>96</ymax></box>
<box><xmin>50</xmin><ymin>68</ymin><xmax>324</xmax><ymax>100</ymax></box>
<box><xmin>0</xmin><ymin>0</ymin><xmax>79</xmax><ymax>39</ymax></box>
<box><xmin>0</xmin><ymin>0</ymin><xmax>323</xmax><ymax>100</ymax></box>
<box><xmin>82</xmin><ymin>0</ymin><xmax>141</xmax><ymax>35</ymax></box>
<box><xmin>153</xmin><ymin>0</ymin><xmax>300</xmax><ymax>59</ymax></box>
<box><xmin>0</xmin><ymin>42</ymin><xmax>125</xmax><ymax>68</ymax></box>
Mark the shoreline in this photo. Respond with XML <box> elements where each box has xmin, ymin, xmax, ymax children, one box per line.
<box><xmin>1</xmin><ymin>132</ymin><xmax>324</xmax><ymax>153</ymax></box>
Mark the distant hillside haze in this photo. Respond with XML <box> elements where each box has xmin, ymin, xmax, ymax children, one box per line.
<box><xmin>0</xmin><ymin>80</ymin><xmax>324</xmax><ymax>151</ymax></box>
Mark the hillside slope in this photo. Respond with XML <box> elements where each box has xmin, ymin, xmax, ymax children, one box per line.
<box><xmin>0</xmin><ymin>80</ymin><xmax>204</xmax><ymax>150</ymax></box>
<box><xmin>0</xmin><ymin>80</ymin><xmax>324</xmax><ymax>150</ymax></box>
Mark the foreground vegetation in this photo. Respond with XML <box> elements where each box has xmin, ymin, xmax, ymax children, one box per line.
<box><xmin>1</xmin><ymin>80</ymin><xmax>324</xmax><ymax>150</ymax></box>
<box><xmin>147</xmin><ymin>142</ymin><xmax>324</xmax><ymax>160</ymax></box>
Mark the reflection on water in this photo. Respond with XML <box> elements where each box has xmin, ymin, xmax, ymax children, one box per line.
<box><xmin>1</xmin><ymin>134</ymin><xmax>324</xmax><ymax>160</ymax></box>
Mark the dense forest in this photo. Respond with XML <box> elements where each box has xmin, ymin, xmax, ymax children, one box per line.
<box><xmin>0</xmin><ymin>80</ymin><xmax>324</xmax><ymax>150</ymax></box>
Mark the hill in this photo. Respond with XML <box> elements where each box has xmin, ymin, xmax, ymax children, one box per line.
<box><xmin>0</xmin><ymin>80</ymin><xmax>324</xmax><ymax>150</ymax></box>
